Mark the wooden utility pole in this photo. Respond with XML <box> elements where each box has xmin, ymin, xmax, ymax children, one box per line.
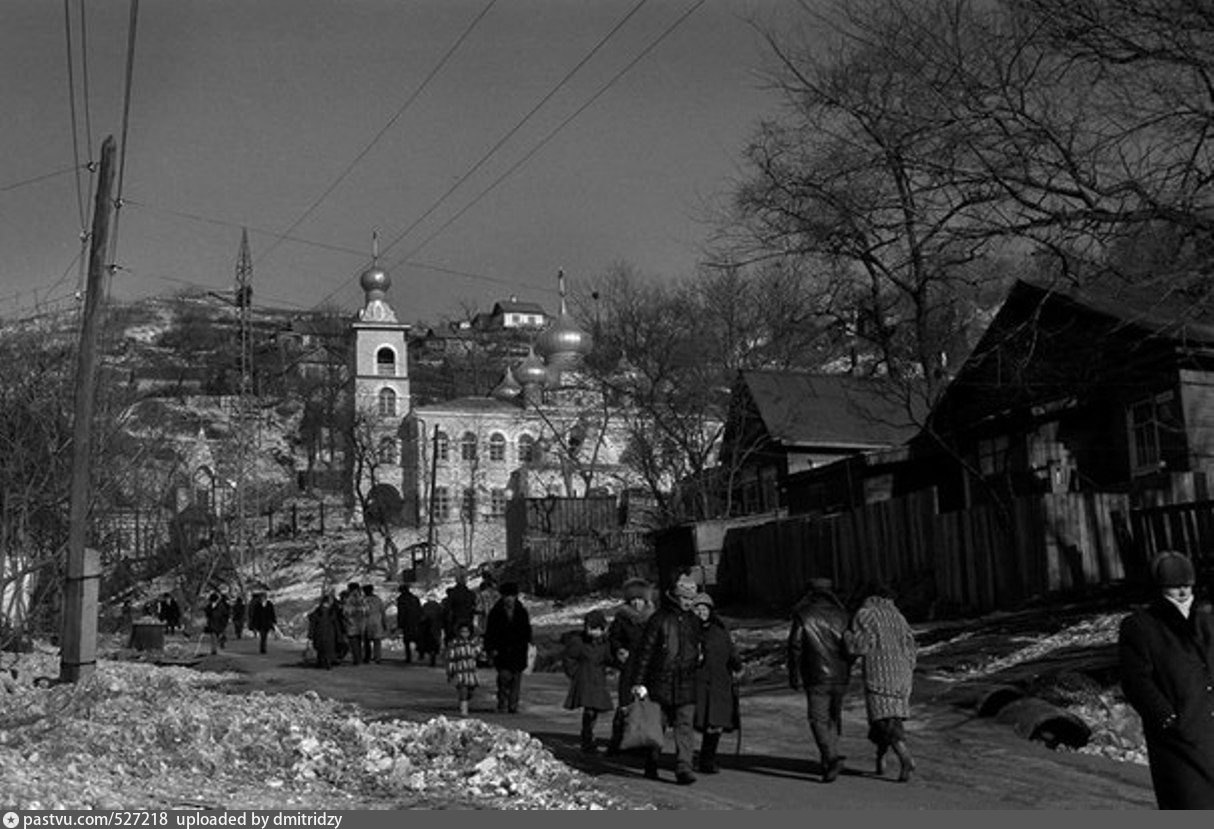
<box><xmin>60</xmin><ymin>135</ymin><xmax>116</xmax><ymax>684</ymax></box>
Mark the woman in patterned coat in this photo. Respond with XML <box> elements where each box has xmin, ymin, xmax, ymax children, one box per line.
<box><xmin>844</xmin><ymin>582</ymin><xmax>917</xmax><ymax>782</ymax></box>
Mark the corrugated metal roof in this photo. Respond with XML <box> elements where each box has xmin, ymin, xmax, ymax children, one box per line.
<box><xmin>740</xmin><ymin>370</ymin><xmax>920</xmax><ymax>449</ymax></box>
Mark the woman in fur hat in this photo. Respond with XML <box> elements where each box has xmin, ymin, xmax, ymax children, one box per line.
<box><xmin>691</xmin><ymin>592</ymin><xmax>742</xmax><ymax>774</ymax></box>
<box><xmin>607</xmin><ymin>578</ymin><xmax>653</xmax><ymax>754</ymax></box>
<box><xmin>1119</xmin><ymin>551</ymin><xmax>1214</xmax><ymax>809</ymax></box>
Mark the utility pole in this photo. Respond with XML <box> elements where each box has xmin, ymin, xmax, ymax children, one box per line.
<box><xmin>233</xmin><ymin>228</ymin><xmax>253</xmax><ymax>567</ymax></box>
<box><xmin>60</xmin><ymin>135</ymin><xmax>116</xmax><ymax>684</ymax></box>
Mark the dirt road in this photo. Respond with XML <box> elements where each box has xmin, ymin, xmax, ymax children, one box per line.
<box><xmin>192</xmin><ymin>633</ymin><xmax>1155</xmax><ymax>810</ymax></box>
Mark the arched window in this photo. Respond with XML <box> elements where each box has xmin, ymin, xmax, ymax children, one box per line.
<box><xmin>376</xmin><ymin>346</ymin><xmax>395</xmax><ymax>376</ymax></box>
<box><xmin>435</xmin><ymin>430</ymin><xmax>449</xmax><ymax>462</ymax></box>
<box><xmin>489</xmin><ymin>432</ymin><xmax>506</xmax><ymax>462</ymax></box>
<box><xmin>431</xmin><ymin>486</ymin><xmax>450</xmax><ymax>521</ymax></box>
<box><xmin>377</xmin><ymin>387</ymin><xmax>396</xmax><ymax>417</ymax></box>
<box><xmin>378</xmin><ymin>437</ymin><xmax>397</xmax><ymax>464</ymax></box>
<box><xmin>461</xmin><ymin>431</ymin><xmax>478</xmax><ymax>461</ymax></box>
<box><xmin>517</xmin><ymin>433</ymin><xmax>534</xmax><ymax>463</ymax></box>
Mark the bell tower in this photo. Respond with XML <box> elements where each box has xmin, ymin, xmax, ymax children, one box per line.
<box><xmin>351</xmin><ymin>237</ymin><xmax>409</xmax><ymax>494</ymax></box>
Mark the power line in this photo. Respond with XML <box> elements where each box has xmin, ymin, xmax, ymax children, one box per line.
<box><xmin>63</xmin><ymin>0</ymin><xmax>87</xmax><ymax>230</ymax></box>
<box><xmin>107</xmin><ymin>0</ymin><xmax>139</xmax><ymax>287</ymax></box>
<box><xmin>388</xmin><ymin>0</ymin><xmax>708</xmax><ymax>273</ymax></box>
<box><xmin>311</xmin><ymin>0</ymin><xmax>665</xmax><ymax>312</ymax></box>
<box><xmin>377</xmin><ymin>0</ymin><xmax>652</xmax><ymax>263</ymax></box>
<box><xmin>0</xmin><ymin>164</ymin><xmax>81</xmax><ymax>194</ymax></box>
<box><xmin>254</xmin><ymin>0</ymin><xmax>501</xmax><ymax>270</ymax></box>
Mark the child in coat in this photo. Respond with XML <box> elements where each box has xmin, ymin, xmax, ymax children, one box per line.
<box><xmin>446</xmin><ymin>621</ymin><xmax>481</xmax><ymax>716</ymax></box>
<box><xmin>562</xmin><ymin>609</ymin><xmax>615</xmax><ymax>754</ymax></box>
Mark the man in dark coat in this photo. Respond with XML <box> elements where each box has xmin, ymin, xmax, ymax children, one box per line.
<box><xmin>1119</xmin><ymin>551</ymin><xmax>1214</xmax><ymax>809</ymax></box>
<box><xmin>787</xmin><ymin>577</ymin><xmax>854</xmax><ymax>782</ymax></box>
<box><xmin>248</xmin><ymin>591</ymin><xmax>277</xmax><ymax>655</ymax></box>
<box><xmin>483</xmin><ymin>581</ymin><xmax>532</xmax><ymax>713</ymax></box>
<box><xmin>443</xmin><ymin>568</ymin><xmax>478</xmax><ymax>642</ymax></box>
<box><xmin>607</xmin><ymin>578</ymin><xmax>653</xmax><ymax>754</ymax></box>
<box><xmin>230</xmin><ymin>593</ymin><xmax>247</xmax><ymax>640</ymax></box>
<box><xmin>631</xmin><ymin>573</ymin><xmax>703</xmax><ymax>785</ymax></box>
<box><xmin>396</xmin><ymin>583</ymin><xmax>423</xmax><ymax>663</ymax></box>
<box><xmin>202</xmin><ymin>591</ymin><xmax>230</xmax><ymax>655</ymax></box>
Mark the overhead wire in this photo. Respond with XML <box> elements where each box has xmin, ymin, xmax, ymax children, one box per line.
<box><xmin>0</xmin><ymin>165</ymin><xmax>82</xmax><ymax>194</ymax></box>
<box><xmin>309</xmin><ymin>0</ymin><xmax>667</xmax><ymax>312</ymax></box>
<box><xmin>254</xmin><ymin>0</ymin><xmax>501</xmax><ymax>270</ymax></box>
<box><xmin>376</xmin><ymin>0</ymin><xmax>652</xmax><ymax>263</ymax></box>
<box><xmin>386</xmin><ymin>0</ymin><xmax>708</xmax><ymax>274</ymax></box>
<box><xmin>107</xmin><ymin>0</ymin><xmax>140</xmax><ymax>289</ymax></box>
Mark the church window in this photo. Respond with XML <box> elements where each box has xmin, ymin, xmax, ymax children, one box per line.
<box><xmin>376</xmin><ymin>347</ymin><xmax>395</xmax><ymax>376</ymax></box>
<box><xmin>377</xmin><ymin>388</ymin><xmax>396</xmax><ymax>417</ymax></box>
<box><xmin>435</xmin><ymin>431</ymin><xmax>450</xmax><ymax>462</ymax></box>
<box><xmin>431</xmin><ymin>487</ymin><xmax>451</xmax><ymax>521</ymax></box>
<box><xmin>489</xmin><ymin>433</ymin><xmax>506</xmax><ymax>462</ymax></box>
<box><xmin>461</xmin><ymin>431</ymin><xmax>478</xmax><ymax>461</ymax></box>
<box><xmin>518</xmin><ymin>433</ymin><xmax>535</xmax><ymax>463</ymax></box>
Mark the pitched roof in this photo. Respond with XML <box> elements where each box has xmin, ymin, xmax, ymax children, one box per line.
<box><xmin>1010</xmin><ymin>277</ymin><xmax>1214</xmax><ymax>343</ymax></box>
<box><xmin>739</xmin><ymin>370</ymin><xmax>919</xmax><ymax>450</ymax></box>
<box><xmin>492</xmin><ymin>300</ymin><xmax>547</xmax><ymax>316</ymax></box>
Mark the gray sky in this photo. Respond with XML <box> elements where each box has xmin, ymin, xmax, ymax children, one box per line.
<box><xmin>2</xmin><ymin>0</ymin><xmax>798</xmax><ymax>324</ymax></box>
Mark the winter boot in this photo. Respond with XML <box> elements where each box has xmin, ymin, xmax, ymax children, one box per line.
<box><xmin>675</xmin><ymin>765</ymin><xmax>697</xmax><ymax>786</ymax></box>
<box><xmin>643</xmin><ymin>749</ymin><xmax>660</xmax><ymax>780</ymax></box>
<box><xmin>822</xmin><ymin>754</ymin><xmax>845</xmax><ymax>783</ymax></box>
<box><xmin>697</xmin><ymin>732</ymin><xmax>721</xmax><ymax>774</ymax></box>
<box><xmin>875</xmin><ymin>746</ymin><xmax>888</xmax><ymax>776</ymax></box>
<box><xmin>580</xmin><ymin>710</ymin><xmax>598</xmax><ymax>754</ymax></box>
<box><xmin>892</xmin><ymin>740</ymin><xmax>916</xmax><ymax>783</ymax></box>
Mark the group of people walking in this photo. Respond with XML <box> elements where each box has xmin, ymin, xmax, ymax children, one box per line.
<box><xmin>305</xmin><ymin>582</ymin><xmax>389</xmax><ymax>668</ymax></box>
<box><xmin>202</xmin><ymin>589</ymin><xmax>277</xmax><ymax>655</ymax></box>
<box><xmin>787</xmin><ymin>577</ymin><xmax>918</xmax><ymax>785</ymax></box>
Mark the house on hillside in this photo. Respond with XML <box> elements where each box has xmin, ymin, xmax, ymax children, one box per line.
<box><xmin>717</xmin><ymin>370</ymin><xmax>921</xmax><ymax>516</ymax></box>
<box><xmin>927</xmin><ymin>277</ymin><xmax>1214</xmax><ymax>512</ymax></box>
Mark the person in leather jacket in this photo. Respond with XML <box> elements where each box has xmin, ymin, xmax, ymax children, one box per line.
<box><xmin>787</xmin><ymin>577</ymin><xmax>854</xmax><ymax>782</ymax></box>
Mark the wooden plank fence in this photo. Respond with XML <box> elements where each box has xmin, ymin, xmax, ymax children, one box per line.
<box><xmin>715</xmin><ymin>490</ymin><xmax>1136</xmax><ymax>614</ymax></box>
<box><xmin>1131</xmin><ymin>500</ymin><xmax>1214</xmax><ymax>577</ymax></box>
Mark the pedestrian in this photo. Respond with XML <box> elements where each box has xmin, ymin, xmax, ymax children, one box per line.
<box><xmin>419</xmin><ymin>599</ymin><xmax>445</xmax><ymax>667</ymax></box>
<box><xmin>788</xmin><ymin>576</ymin><xmax>854</xmax><ymax>782</ymax></box>
<box><xmin>631</xmin><ymin>573</ymin><xmax>703</xmax><ymax>785</ymax></box>
<box><xmin>607</xmin><ymin>578</ymin><xmax>653</xmax><ymax>754</ymax></box>
<box><xmin>202</xmin><ymin>591</ymin><xmax>231</xmax><ymax>655</ymax></box>
<box><xmin>844</xmin><ymin>581</ymin><xmax>918</xmax><ymax>783</ymax></box>
<box><xmin>1118</xmin><ymin>550</ymin><xmax>1214</xmax><ymax>809</ymax></box>
<box><xmin>691</xmin><ymin>592</ymin><xmax>742</xmax><ymax>775</ymax></box>
<box><xmin>362</xmin><ymin>583</ymin><xmax>388</xmax><ymax>664</ymax></box>
<box><xmin>446</xmin><ymin>620</ymin><xmax>482</xmax><ymax>716</ymax></box>
<box><xmin>162</xmin><ymin>593</ymin><xmax>182</xmax><ymax>635</ymax></box>
<box><xmin>396</xmin><ymin>582</ymin><xmax>423</xmax><ymax>664</ymax></box>
<box><xmin>474</xmin><ymin>573</ymin><xmax>500</xmax><ymax>638</ymax></box>
<box><xmin>307</xmin><ymin>592</ymin><xmax>343</xmax><ymax>670</ymax></box>
<box><xmin>444</xmin><ymin>568</ymin><xmax>478</xmax><ymax>643</ymax></box>
<box><xmin>483</xmin><ymin>581</ymin><xmax>532</xmax><ymax>713</ymax></box>
<box><xmin>342</xmin><ymin>581</ymin><xmax>368</xmax><ymax>666</ymax></box>
<box><xmin>231</xmin><ymin>593</ymin><xmax>247</xmax><ymax>640</ymax></box>
<box><xmin>248</xmin><ymin>591</ymin><xmax>278</xmax><ymax>655</ymax></box>
<box><xmin>562</xmin><ymin>609</ymin><xmax>615</xmax><ymax>754</ymax></box>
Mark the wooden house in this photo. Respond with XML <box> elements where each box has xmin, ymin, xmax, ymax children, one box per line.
<box><xmin>718</xmin><ymin>370</ymin><xmax>920</xmax><ymax>516</ymax></box>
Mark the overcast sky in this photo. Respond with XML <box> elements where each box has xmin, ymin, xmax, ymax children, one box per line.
<box><xmin>2</xmin><ymin>0</ymin><xmax>802</xmax><ymax>324</ymax></box>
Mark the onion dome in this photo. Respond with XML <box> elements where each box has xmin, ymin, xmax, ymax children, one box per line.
<box><xmin>491</xmin><ymin>366</ymin><xmax>523</xmax><ymax>400</ymax></box>
<box><xmin>515</xmin><ymin>346</ymin><xmax>550</xmax><ymax>387</ymax></box>
<box><xmin>360</xmin><ymin>263</ymin><xmax>390</xmax><ymax>299</ymax></box>
<box><xmin>356</xmin><ymin>232</ymin><xmax>398</xmax><ymax>323</ymax></box>
<box><xmin>534</xmin><ymin>269</ymin><xmax>592</xmax><ymax>371</ymax></box>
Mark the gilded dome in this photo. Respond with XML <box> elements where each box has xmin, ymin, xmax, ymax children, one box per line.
<box><xmin>491</xmin><ymin>366</ymin><xmax>523</xmax><ymax>400</ymax></box>
<box><xmin>360</xmin><ymin>265</ymin><xmax>390</xmax><ymax>297</ymax></box>
<box><xmin>515</xmin><ymin>347</ymin><xmax>550</xmax><ymax>387</ymax></box>
<box><xmin>534</xmin><ymin>269</ymin><xmax>592</xmax><ymax>368</ymax></box>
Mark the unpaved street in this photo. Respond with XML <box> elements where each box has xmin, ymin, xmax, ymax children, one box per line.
<box><xmin>194</xmin><ymin>633</ymin><xmax>1155</xmax><ymax>810</ymax></box>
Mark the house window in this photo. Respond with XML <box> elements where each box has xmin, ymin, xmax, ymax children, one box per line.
<box><xmin>490</xmin><ymin>488</ymin><xmax>507</xmax><ymax>517</ymax></box>
<box><xmin>461</xmin><ymin>431</ymin><xmax>478</xmax><ymax>461</ymax></box>
<box><xmin>1129</xmin><ymin>391</ymin><xmax>1176</xmax><ymax>473</ymax></box>
<box><xmin>462</xmin><ymin>488</ymin><xmax>477</xmax><ymax>523</ymax></box>
<box><xmin>977</xmin><ymin>435</ymin><xmax>1009</xmax><ymax>476</ymax></box>
<box><xmin>518</xmin><ymin>434</ymin><xmax>535</xmax><ymax>463</ymax></box>
<box><xmin>489</xmin><ymin>433</ymin><xmax>506</xmax><ymax>462</ymax></box>
<box><xmin>431</xmin><ymin>487</ymin><xmax>450</xmax><ymax>521</ymax></box>
<box><xmin>376</xmin><ymin>347</ymin><xmax>395</xmax><ymax>376</ymax></box>
<box><xmin>378</xmin><ymin>437</ymin><xmax>397</xmax><ymax>464</ymax></box>
<box><xmin>377</xmin><ymin>388</ymin><xmax>396</xmax><ymax>417</ymax></box>
<box><xmin>435</xmin><ymin>431</ymin><xmax>449</xmax><ymax>462</ymax></box>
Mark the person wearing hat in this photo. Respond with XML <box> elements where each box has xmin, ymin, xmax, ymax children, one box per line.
<box><xmin>691</xmin><ymin>591</ymin><xmax>742</xmax><ymax>774</ymax></box>
<box><xmin>788</xmin><ymin>576</ymin><xmax>854</xmax><ymax>782</ymax></box>
<box><xmin>483</xmin><ymin>581</ymin><xmax>532</xmax><ymax>713</ymax></box>
<box><xmin>561</xmin><ymin>609</ymin><xmax>615</xmax><ymax>753</ymax></box>
<box><xmin>607</xmin><ymin>578</ymin><xmax>654</xmax><ymax>754</ymax></box>
<box><xmin>630</xmin><ymin>573</ymin><xmax>704</xmax><ymax>785</ymax></box>
<box><xmin>247</xmin><ymin>590</ymin><xmax>278</xmax><ymax>655</ymax></box>
<box><xmin>1119</xmin><ymin>551</ymin><xmax>1214</xmax><ymax>809</ymax></box>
